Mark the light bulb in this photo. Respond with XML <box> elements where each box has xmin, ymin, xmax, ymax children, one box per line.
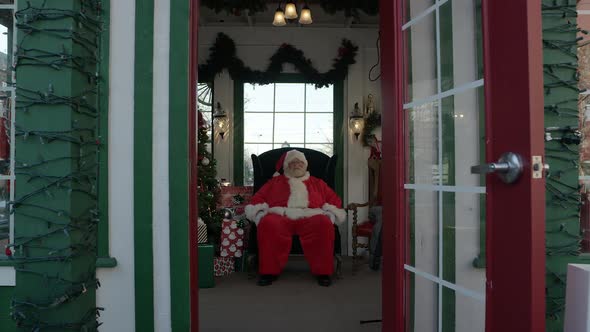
<box><xmin>285</xmin><ymin>1</ymin><xmax>298</xmax><ymax>19</ymax></box>
<box><xmin>299</xmin><ymin>5</ymin><xmax>312</xmax><ymax>24</ymax></box>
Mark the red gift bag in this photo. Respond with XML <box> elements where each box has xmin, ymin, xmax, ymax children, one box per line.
<box><xmin>219</xmin><ymin>219</ymin><xmax>245</xmax><ymax>258</ymax></box>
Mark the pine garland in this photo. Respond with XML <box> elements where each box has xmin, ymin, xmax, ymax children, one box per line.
<box><xmin>198</xmin><ymin>33</ymin><xmax>358</xmax><ymax>88</ymax></box>
<box><xmin>200</xmin><ymin>0</ymin><xmax>379</xmax><ymax>17</ymax></box>
<box><xmin>320</xmin><ymin>0</ymin><xmax>379</xmax><ymax>17</ymax></box>
<box><xmin>362</xmin><ymin>112</ymin><xmax>381</xmax><ymax>147</ymax></box>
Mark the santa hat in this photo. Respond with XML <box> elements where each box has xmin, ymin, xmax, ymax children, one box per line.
<box><xmin>273</xmin><ymin>149</ymin><xmax>308</xmax><ymax>176</ymax></box>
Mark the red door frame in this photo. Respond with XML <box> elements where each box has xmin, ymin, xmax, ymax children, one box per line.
<box><xmin>379</xmin><ymin>0</ymin><xmax>405</xmax><ymax>331</ymax></box>
<box><xmin>482</xmin><ymin>1</ymin><xmax>545</xmax><ymax>331</ymax></box>
<box><xmin>189</xmin><ymin>0</ymin><xmax>199</xmax><ymax>331</ymax></box>
<box><xmin>379</xmin><ymin>1</ymin><xmax>546</xmax><ymax>331</ymax></box>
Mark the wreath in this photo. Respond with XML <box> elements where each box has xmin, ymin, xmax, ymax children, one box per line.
<box><xmin>198</xmin><ymin>33</ymin><xmax>358</xmax><ymax>88</ymax></box>
<box><xmin>362</xmin><ymin>112</ymin><xmax>381</xmax><ymax>147</ymax></box>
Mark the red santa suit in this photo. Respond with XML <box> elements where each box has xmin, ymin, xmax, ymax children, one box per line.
<box><xmin>245</xmin><ymin>150</ymin><xmax>346</xmax><ymax>276</ymax></box>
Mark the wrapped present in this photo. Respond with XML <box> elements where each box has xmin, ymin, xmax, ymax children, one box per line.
<box><xmin>217</xmin><ymin>186</ymin><xmax>253</xmax><ymax>210</ymax></box>
<box><xmin>198</xmin><ymin>244</ymin><xmax>214</xmax><ymax>288</ymax></box>
<box><xmin>214</xmin><ymin>257</ymin><xmax>234</xmax><ymax>276</ymax></box>
<box><xmin>198</xmin><ymin>218</ymin><xmax>208</xmax><ymax>244</ymax></box>
<box><xmin>219</xmin><ymin>219</ymin><xmax>245</xmax><ymax>258</ymax></box>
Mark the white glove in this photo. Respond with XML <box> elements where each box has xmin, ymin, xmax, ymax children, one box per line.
<box><xmin>254</xmin><ymin>211</ymin><xmax>267</xmax><ymax>226</ymax></box>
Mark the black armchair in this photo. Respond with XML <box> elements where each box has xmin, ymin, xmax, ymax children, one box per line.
<box><xmin>247</xmin><ymin>147</ymin><xmax>343</xmax><ymax>276</ymax></box>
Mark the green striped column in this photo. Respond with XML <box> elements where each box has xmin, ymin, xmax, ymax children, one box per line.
<box><xmin>134</xmin><ymin>0</ymin><xmax>155</xmax><ymax>331</ymax></box>
<box><xmin>169</xmin><ymin>0</ymin><xmax>191</xmax><ymax>329</ymax></box>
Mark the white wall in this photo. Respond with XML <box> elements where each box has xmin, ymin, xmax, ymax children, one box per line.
<box><xmin>96</xmin><ymin>1</ymin><xmax>136</xmax><ymax>331</ymax></box>
<box><xmin>198</xmin><ymin>27</ymin><xmax>381</xmax><ymax>255</ymax></box>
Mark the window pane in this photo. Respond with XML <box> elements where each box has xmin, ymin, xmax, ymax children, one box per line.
<box><xmin>244</xmin><ymin>113</ymin><xmax>274</xmax><ymax>143</ymax></box>
<box><xmin>305</xmin><ymin>143</ymin><xmax>333</xmax><ymax>156</ymax></box>
<box><xmin>405</xmin><ymin>11</ymin><xmax>437</xmax><ymax>103</ymax></box>
<box><xmin>306</xmin><ymin>113</ymin><xmax>333</xmax><ymax>143</ymax></box>
<box><xmin>275</xmin><ymin>83</ymin><xmax>304</xmax><ymax>112</ymax></box>
<box><xmin>306</xmin><ymin>84</ymin><xmax>333</xmax><ymax>112</ymax></box>
<box><xmin>274</xmin><ymin>143</ymin><xmax>304</xmax><ymax>149</ymax></box>
<box><xmin>0</xmin><ymin>179</ymin><xmax>9</xmax><ymax>248</ymax></box>
<box><xmin>404</xmin><ymin>0</ymin><xmax>435</xmax><ymax>23</ymax></box>
<box><xmin>244</xmin><ymin>144</ymin><xmax>273</xmax><ymax>185</ymax></box>
<box><xmin>197</xmin><ymin>82</ymin><xmax>213</xmax><ymax>145</ymax></box>
<box><xmin>0</xmin><ymin>10</ymin><xmax>12</xmax><ymax>87</ymax></box>
<box><xmin>274</xmin><ymin>113</ymin><xmax>304</xmax><ymax>143</ymax></box>
<box><xmin>244</xmin><ymin>83</ymin><xmax>274</xmax><ymax>112</ymax></box>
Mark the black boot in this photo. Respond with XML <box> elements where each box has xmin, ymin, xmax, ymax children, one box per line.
<box><xmin>317</xmin><ymin>275</ymin><xmax>332</xmax><ymax>287</ymax></box>
<box><xmin>257</xmin><ymin>274</ymin><xmax>277</xmax><ymax>286</ymax></box>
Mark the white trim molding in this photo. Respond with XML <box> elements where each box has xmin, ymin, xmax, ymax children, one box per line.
<box><xmin>0</xmin><ymin>266</ymin><xmax>15</xmax><ymax>286</ymax></box>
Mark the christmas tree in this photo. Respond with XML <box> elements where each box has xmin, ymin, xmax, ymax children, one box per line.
<box><xmin>198</xmin><ymin>110</ymin><xmax>223</xmax><ymax>249</ymax></box>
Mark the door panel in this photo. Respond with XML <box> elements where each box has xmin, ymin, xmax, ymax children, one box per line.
<box><xmin>380</xmin><ymin>0</ymin><xmax>545</xmax><ymax>331</ymax></box>
<box><xmin>402</xmin><ymin>1</ymin><xmax>487</xmax><ymax>330</ymax></box>
<box><xmin>409</xmin><ymin>190</ymin><xmax>440</xmax><ymax>276</ymax></box>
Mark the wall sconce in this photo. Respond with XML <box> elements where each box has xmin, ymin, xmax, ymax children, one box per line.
<box><xmin>213</xmin><ymin>102</ymin><xmax>230</xmax><ymax>140</ymax></box>
<box><xmin>349</xmin><ymin>102</ymin><xmax>365</xmax><ymax>141</ymax></box>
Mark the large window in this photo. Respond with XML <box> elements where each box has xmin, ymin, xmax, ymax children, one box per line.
<box><xmin>242</xmin><ymin>82</ymin><xmax>334</xmax><ymax>186</ymax></box>
<box><xmin>197</xmin><ymin>82</ymin><xmax>214</xmax><ymax>154</ymax></box>
<box><xmin>0</xmin><ymin>4</ymin><xmax>14</xmax><ymax>252</ymax></box>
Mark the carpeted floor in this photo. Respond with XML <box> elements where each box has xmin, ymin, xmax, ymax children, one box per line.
<box><xmin>199</xmin><ymin>256</ymin><xmax>382</xmax><ymax>332</ymax></box>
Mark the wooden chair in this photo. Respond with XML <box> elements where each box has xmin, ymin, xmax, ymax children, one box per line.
<box><xmin>247</xmin><ymin>147</ymin><xmax>343</xmax><ymax>278</ymax></box>
<box><xmin>346</xmin><ymin>202</ymin><xmax>373</xmax><ymax>271</ymax></box>
<box><xmin>347</xmin><ymin>156</ymin><xmax>382</xmax><ymax>271</ymax></box>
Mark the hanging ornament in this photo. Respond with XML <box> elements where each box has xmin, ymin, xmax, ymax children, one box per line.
<box><xmin>201</xmin><ymin>157</ymin><xmax>210</xmax><ymax>166</ymax></box>
<box><xmin>222</xmin><ymin>208</ymin><xmax>233</xmax><ymax>219</ymax></box>
<box><xmin>5</xmin><ymin>247</ymin><xmax>12</xmax><ymax>256</ymax></box>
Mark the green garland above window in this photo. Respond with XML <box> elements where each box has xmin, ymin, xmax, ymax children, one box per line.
<box><xmin>200</xmin><ymin>0</ymin><xmax>378</xmax><ymax>16</ymax></box>
<box><xmin>200</xmin><ymin>0</ymin><xmax>267</xmax><ymax>15</ymax></box>
<box><xmin>198</xmin><ymin>33</ymin><xmax>358</xmax><ymax>88</ymax></box>
<box><xmin>320</xmin><ymin>0</ymin><xmax>379</xmax><ymax>16</ymax></box>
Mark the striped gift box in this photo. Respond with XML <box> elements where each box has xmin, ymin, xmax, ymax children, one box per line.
<box><xmin>198</xmin><ymin>223</ymin><xmax>208</xmax><ymax>244</ymax></box>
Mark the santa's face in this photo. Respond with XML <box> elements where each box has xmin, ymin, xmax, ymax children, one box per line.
<box><xmin>287</xmin><ymin>159</ymin><xmax>307</xmax><ymax>178</ymax></box>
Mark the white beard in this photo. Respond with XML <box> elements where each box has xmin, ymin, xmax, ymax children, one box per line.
<box><xmin>285</xmin><ymin>167</ymin><xmax>306</xmax><ymax>178</ymax></box>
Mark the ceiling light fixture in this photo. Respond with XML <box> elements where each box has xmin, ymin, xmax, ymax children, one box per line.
<box><xmin>299</xmin><ymin>4</ymin><xmax>312</xmax><ymax>25</ymax></box>
<box><xmin>284</xmin><ymin>1</ymin><xmax>298</xmax><ymax>19</ymax></box>
<box><xmin>272</xmin><ymin>4</ymin><xmax>287</xmax><ymax>26</ymax></box>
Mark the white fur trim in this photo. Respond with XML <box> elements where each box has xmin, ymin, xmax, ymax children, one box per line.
<box><xmin>283</xmin><ymin>150</ymin><xmax>308</xmax><ymax>170</ymax></box>
<box><xmin>245</xmin><ymin>203</ymin><xmax>269</xmax><ymax>220</ymax></box>
<box><xmin>287</xmin><ymin>176</ymin><xmax>309</xmax><ymax>208</ymax></box>
<box><xmin>268</xmin><ymin>206</ymin><xmax>286</xmax><ymax>215</ymax></box>
<box><xmin>273</xmin><ymin>171</ymin><xmax>280</xmax><ymax>177</ymax></box>
<box><xmin>322</xmin><ymin>203</ymin><xmax>346</xmax><ymax>224</ymax></box>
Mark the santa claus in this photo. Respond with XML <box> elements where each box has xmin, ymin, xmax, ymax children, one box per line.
<box><xmin>245</xmin><ymin>149</ymin><xmax>346</xmax><ymax>286</ymax></box>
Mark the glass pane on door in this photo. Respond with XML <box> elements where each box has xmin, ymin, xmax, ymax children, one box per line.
<box><xmin>403</xmin><ymin>0</ymin><xmax>486</xmax><ymax>330</ymax></box>
<box><xmin>407</xmin><ymin>274</ymin><xmax>439</xmax><ymax>332</ymax></box>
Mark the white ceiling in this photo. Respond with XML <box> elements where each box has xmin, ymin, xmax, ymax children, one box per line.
<box><xmin>199</xmin><ymin>3</ymin><xmax>379</xmax><ymax>28</ymax></box>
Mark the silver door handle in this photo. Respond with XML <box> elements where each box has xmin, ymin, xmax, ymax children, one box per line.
<box><xmin>471</xmin><ymin>152</ymin><xmax>524</xmax><ymax>184</ymax></box>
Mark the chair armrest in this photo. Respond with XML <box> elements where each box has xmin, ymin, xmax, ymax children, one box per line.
<box><xmin>346</xmin><ymin>202</ymin><xmax>370</xmax><ymax>227</ymax></box>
